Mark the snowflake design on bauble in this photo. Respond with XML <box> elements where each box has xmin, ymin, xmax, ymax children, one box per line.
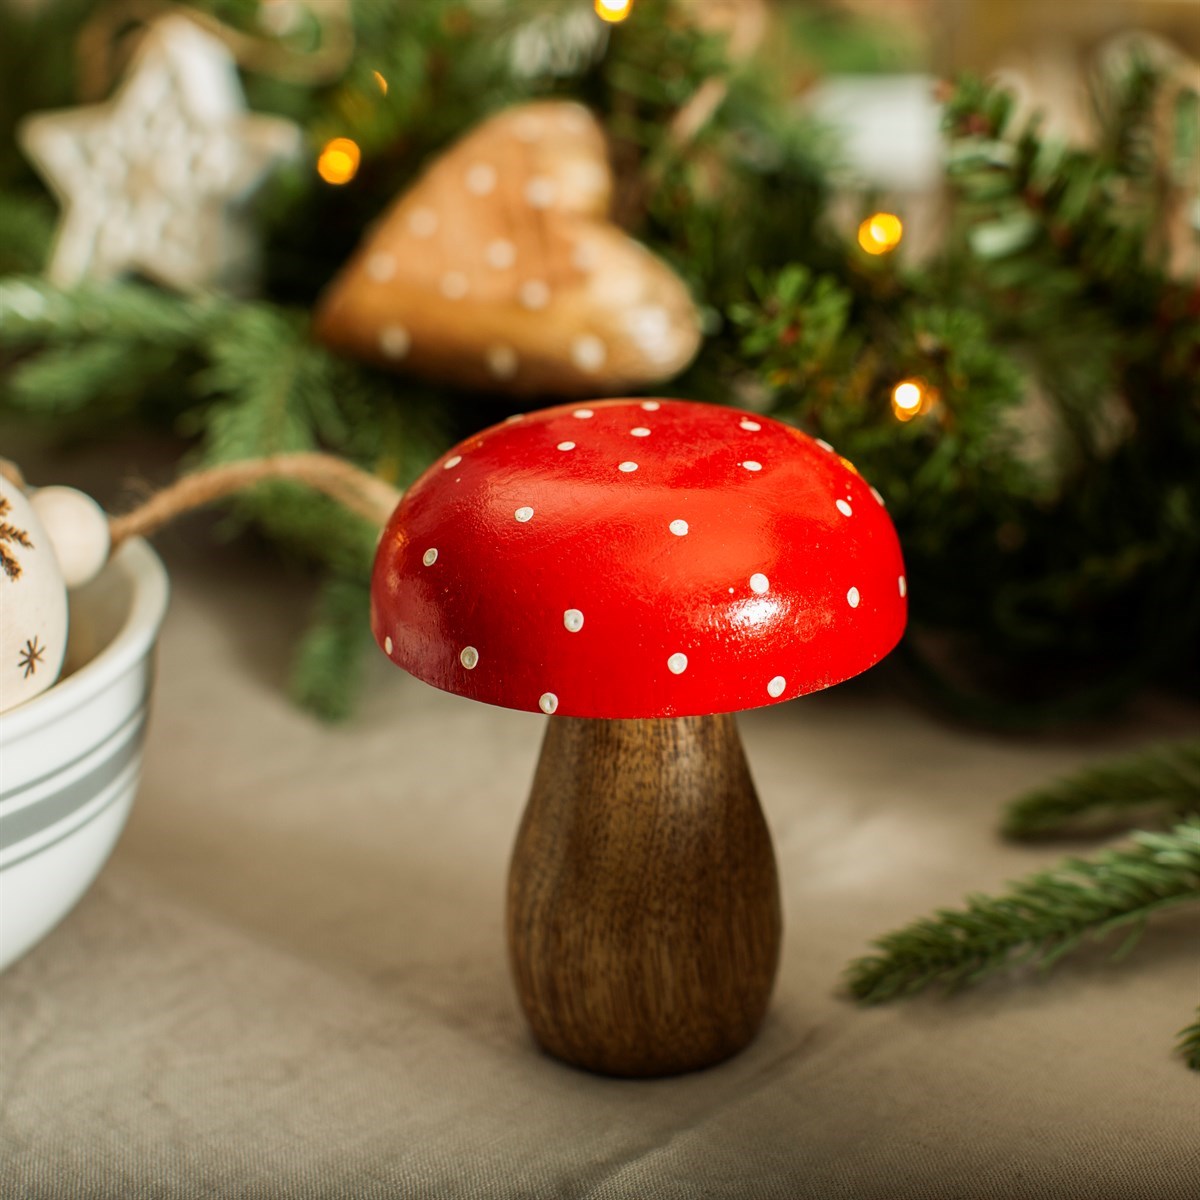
<box><xmin>0</xmin><ymin>494</ymin><xmax>34</xmax><ymax>582</ymax></box>
<box><xmin>19</xmin><ymin>637</ymin><xmax>46</xmax><ymax>678</ymax></box>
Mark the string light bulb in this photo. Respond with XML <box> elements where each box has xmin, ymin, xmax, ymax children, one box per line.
<box><xmin>372</xmin><ymin>70</ymin><xmax>388</xmax><ymax>96</ymax></box>
<box><xmin>317</xmin><ymin>137</ymin><xmax>361</xmax><ymax>185</ymax></box>
<box><xmin>890</xmin><ymin>378</ymin><xmax>935</xmax><ymax>422</ymax></box>
<box><xmin>858</xmin><ymin>212</ymin><xmax>904</xmax><ymax>256</ymax></box>
<box><xmin>594</xmin><ymin>0</ymin><xmax>633</xmax><ymax>23</ymax></box>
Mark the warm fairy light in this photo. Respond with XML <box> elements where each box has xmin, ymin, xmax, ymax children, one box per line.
<box><xmin>317</xmin><ymin>137</ymin><xmax>361</xmax><ymax>185</ymax></box>
<box><xmin>594</xmin><ymin>0</ymin><xmax>633</xmax><ymax>23</ymax></box>
<box><xmin>891</xmin><ymin>378</ymin><xmax>934</xmax><ymax>422</ymax></box>
<box><xmin>372</xmin><ymin>70</ymin><xmax>388</xmax><ymax>96</ymax></box>
<box><xmin>858</xmin><ymin>212</ymin><xmax>904</xmax><ymax>256</ymax></box>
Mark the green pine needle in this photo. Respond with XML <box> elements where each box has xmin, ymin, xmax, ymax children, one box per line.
<box><xmin>1178</xmin><ymin>1008</ymin><xmax>1200</xmax><ymax>1071</ymax></box>
<box><xmin>290</xmin><ymin>575</ymin><xmax>374</xmax><ymax>723</ymax></box>
<box><xmin>1003</xmin><ymin>740</ymin><xmax>1200</xmax><ymax>840</ymax></box>
<box><xmin>846</xmin><ymin>818</ymin><xmax>1200</xmax><ymax>1005</ymax></box>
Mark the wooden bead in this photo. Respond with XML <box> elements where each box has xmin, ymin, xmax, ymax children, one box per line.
<box><xmin>507</xmin><ymin>713</ymin><xmax>781</xmax><ymax>1077</ymax></box>
<box><xmin>30</xmin><ymin>486</ymin><xmax>111</xmax><ymax>589</ymax></box>
<box><xmin>0</xmin><ymin>477</ymin><xmax>68</xmax><ymax>712</ymax></box>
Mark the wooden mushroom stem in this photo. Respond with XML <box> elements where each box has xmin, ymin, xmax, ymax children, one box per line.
<box><xmin>507</xmin><ymin>713</ymin><xmax>782</xmax><ymax>1077</ymax></box>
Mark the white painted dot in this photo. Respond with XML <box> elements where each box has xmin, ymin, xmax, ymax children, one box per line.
<box><xmin>486</xmin><ymin>344</ymin><xmax>518</xmax><ymax>379</ymax></box>
<box><xmin>505</xmin><ymin>413</ymin><xmax>525</xmax><ymax>423</ymax></box>
<box><xmin>669</xmin><ymin>520</ymin><xmax>688</xmax><ymax>536</ymax></box>
<box><xmin>514</xmin><ymin>506</ymin><xmax>534</xmax><ymax>522</ymax></box>
<box><xmin>485</xmin><ymin>238</ymin><xmax>516</xmax><ymax>269</ymax></box>
<box><xmin>407</xmin><ymin>207</ymin><xmax>438</xmax><ymax>237</ymax></box>
<box><xmin>572</xmin><ymin>240</ymin><xmax>598</xmax><ymax>271</ymax></box>
<box><xmin>741</xmin><ymin>461</ymin><xmax>763</xmax><ymax>472</ymax></box>
<box><xmin>630</xmin><ymin>427</ymin><xmax>651</xmax><ymax>437</ymax></box>
<box><xmin>624</xmin><ymin>305</ymin><xmax>674</xmax><ymax>362</ymax></box>
<box><xmin>519</xmin><ymin>280</ymin><xmax>550</xmax><ymax>310</ymax></box>
<box><xmin>871</xmin><ymin>486</ymin><xmax>886</xmax><ymax>506</ymax></box>
<box><xmin>641</xmin><ymin>401</ymin><xmax>661</xmax><ymax>411</ymax></box>
<box><xmin>422</xmin><ymin>548</ymin><xmax>438</xmax><ymax>566</ymax></box>
<box><xmin>465</xmin><ymin>162</ymin><xmax>496</xmax><ymax>195</ymax></box>
<box><xmin>384</xmin><ymin>636</ymin><xmax>394</xmax><ymax>655</ymax></box>
<box><xmin>525</xmin><ymin>176</ymin><xmax>558</xmax><ymax>208</ymax></box>
<box><xmin>573</xmin><ymin>408</ymin><xmax>594</xmax><ymax>419</ymax></box>
<box><xmin>750</xmin><ymin>573</ymin><xmax>769</xmax><ymax>595</ymax></box>
<box><xmin>557</xmin><ymin>441</ymin><xmax>575</xmax><ymax>451</ymax></box>
<box><xmin>899</xmin><ymin>575</ymin><xmax>907</xmax><ymax>598</ymax></box>
<box><xmin>366</xmin><ymin>252</ymin><xmax>396</xmax><ymax>282</ymax></box>
<box><xmin>379</xmin><ymin>324</ymin><xmax>410</xmax><ymax>359</ymax></box>
<box><xmin>667</xmin><ymin>653</ymin><xmax>688</xmax><ymax>675</ymax></box>
<box><xmin>767</xmin><ymin>675</ymin><xmax>786</xmax><ymax>698</ymax></box>
<box><xmin>836</xmin><ymin>499</ymin><xmax>853</xmax><ymax>517</ymax></box>
<box><xmin>571</xmin><ymin>335</ymin><xmax>606</xmax><ymax>372</ymax></box>
<box><xmin>539</xmin><ymin>692</ymin><xmax>558</xmax><ymax>714</ymax></box>
<box><xmin>440</xmin><ymin>271</ymin><xmax>469</xmax><ymax>299</ymax></box>
<box><xmin>740</xmin><ymin>419</ymin><xmax>761</xmax><ymax>431</ymax></box>
<box><xmin>460</xmin><ymin>646</ymin><xmax>479</xmax><ymax>669</ymax></box>
<box><xmin>559</xmin><ymin>105</ymin><xmax>590</xmax><ymax>133</ymax></box>
<box><xmin>815</xmin><ymin>438</ymin><xmax>834</xmax><ymax>452</ymax></box>
<box><xmin>514</xmin><ymin>113</ymin><xmax>543</xmax><ymax>142</ymax></box>
<box><xmin>847</xmin><ymin>587</ymin><xmax>861</xmax><ymax>608</ymax></box>
<box><xmin>443</xmin><ymin>455</ymin><xmax>462</xmax><ymax>470</ymax></box>
<box><xmin>618</xmin><ymin>461</ymin><xmax>638</xmax><ymax>473</ymax></box>
<box><xmin>563</xmin><ymin>609</ymin><xmax>584</xmax><ymax>632</ymax></box>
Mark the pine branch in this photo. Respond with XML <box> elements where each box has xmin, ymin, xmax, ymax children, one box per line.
<box><xmin>846</xmin><ymin>819</ymin><xmax>1200</xmax><ymax>1004</ymax></box>
<box><xmin>1179</xmin><ymin>1007</ymin><xmax>1200</xmax><ymax>1071</ymax></box>
<box><xmin>1003</xmin><ymin>741</ymin><xmax>1200</xmax><ymax>839</ymax></box>
<box><xmin>290</xmin><ymin>574</ymin><xmax>373</xmax><ymax>722</ymax></box>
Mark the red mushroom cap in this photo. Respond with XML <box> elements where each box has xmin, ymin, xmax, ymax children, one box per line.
<box><xmin>371</xmin><ymin>399</ymin><xmax>907</xmax><ymax>718</ymax></box>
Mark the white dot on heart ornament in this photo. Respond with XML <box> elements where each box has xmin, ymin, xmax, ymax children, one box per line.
<box><xmin>313</xmin><ymin>100</ymin><xmax>701</xmax><ymax>397</ymax></box>
<box><xmin>0</xmin><ymin>477</ymin><xmax>69</xmax><ymax>714</ymax></box>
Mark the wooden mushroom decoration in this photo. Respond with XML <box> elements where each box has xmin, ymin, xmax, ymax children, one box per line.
<box><xmin>314</xmin><ymin>101</ymin><xmax>701</xmax><ymax>396</ymax></box>
<box><xmin>371</xmin><ymin>399</ymin><xmax>907</xmax><ymax>1076</ymax></box>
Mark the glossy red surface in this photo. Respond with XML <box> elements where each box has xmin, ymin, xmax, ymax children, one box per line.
<box><xmin>371</xmin><ymin>399</ymin><xmax>907</xmax><ymax>718</ymax></box>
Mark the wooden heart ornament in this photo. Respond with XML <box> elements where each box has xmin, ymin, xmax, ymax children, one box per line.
<box><xmin>313</xmin><ymin>101</ymin><xmax>702</xmax><ymax>396</ymax></box>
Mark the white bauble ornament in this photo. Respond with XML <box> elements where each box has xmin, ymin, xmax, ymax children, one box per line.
<box><xmin>0</xmin><ymin>477</ymin><xmax>68</xmax><ymax>714</ymax></box>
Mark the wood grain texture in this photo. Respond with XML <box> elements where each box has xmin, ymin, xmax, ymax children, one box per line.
<box><xmin>507</xmin><ymin>714</ymin><xmax>781</xmax><ymax>1077</ymax></box>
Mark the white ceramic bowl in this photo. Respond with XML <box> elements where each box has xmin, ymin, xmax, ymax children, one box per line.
<box><xmin>0</xmin><ymin>540</ymin><xmax>168</xmax><ymax>970</ymax></box>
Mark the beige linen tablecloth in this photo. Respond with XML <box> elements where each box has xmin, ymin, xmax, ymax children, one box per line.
<box><xmin>2</xmin><ymin>507</ymin><xmax>1198</xmax><ymax>1199</ymax></box>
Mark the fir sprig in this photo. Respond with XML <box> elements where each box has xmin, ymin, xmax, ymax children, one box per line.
<box><xmin>1003</xmin><ymin>740</ymin><xmax>1200</xmax><ymax>839</ymax></box>
<box><xmin>1179</xmin><ymin>1007</ymin><xmax>1200</xmax><ymax>1070</ymax></box>
<box><xmin>845</xmin><ymin>818</ymin><xmax>1200</xmax><ymax>1005</ymax></box>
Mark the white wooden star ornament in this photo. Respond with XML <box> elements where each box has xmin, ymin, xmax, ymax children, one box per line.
<box><xmin>18</xmin><ymin>16</ymin><xmax>300</xmax><ymax>293</ymax></box>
